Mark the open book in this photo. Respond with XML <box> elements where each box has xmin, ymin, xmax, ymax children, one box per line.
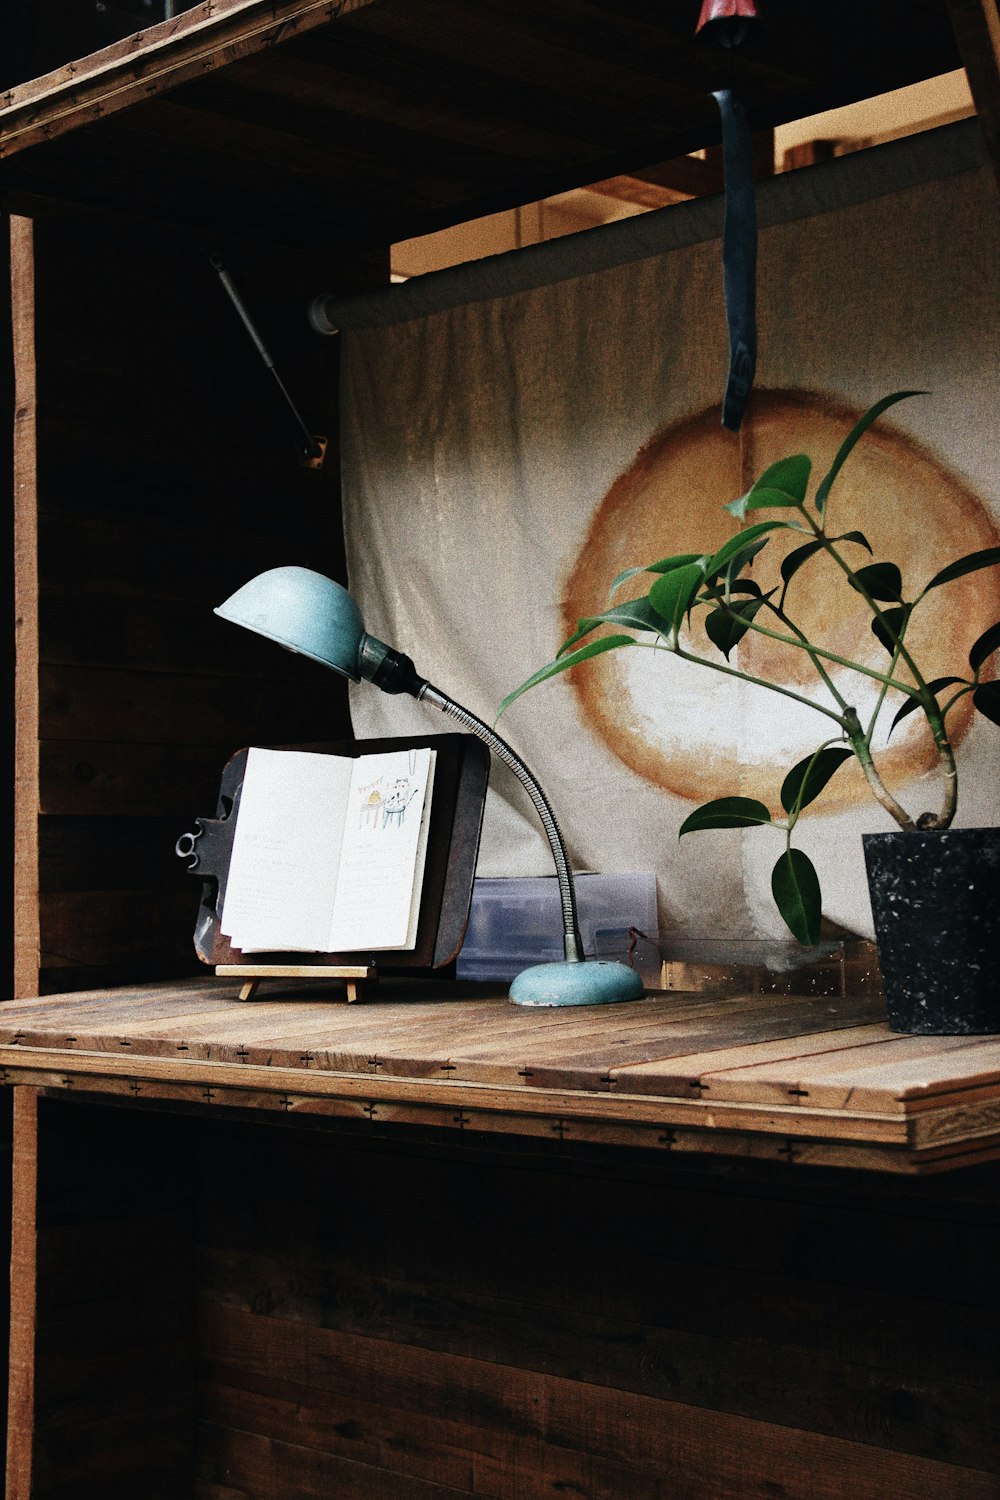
<box><xmin>220</xmin><ymin>745</ymin><xmax>436</xmax><ymax>954</ymax></box>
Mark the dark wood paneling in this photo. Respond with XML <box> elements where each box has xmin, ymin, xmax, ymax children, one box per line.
<box><xmin>28</xmin><ymin>1096</ymin><xmax>198</xmax><ymax>1498</ymax></box>
<box><xmin>191</xmin><ymin>1121</ymin><xmax>1000</xmax><ymax>1499</ymax></box>
<box><xmin>39</xmin><ymin>664</ymin><xmax>341</xmax><ymax>747</ymax></box>
<box><xmin>40</xmin><ymin>889</ymin><xmax>199</xmax><ymax>969</ymax></box>
<box><xmin>40</xmin><ymin>743</ymin><xmax>232</xmax><ymax>819</ymax></box>
<box><xmin>19</xmin><ymin>207</ymin><xmax>384</xmax><ymax>994</ymax></box>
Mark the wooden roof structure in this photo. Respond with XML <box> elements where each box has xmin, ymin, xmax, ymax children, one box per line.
<box><xmin>1</xmin><ymin>0</ymin><xmax>998</xmax><ymax>249</ymax></box>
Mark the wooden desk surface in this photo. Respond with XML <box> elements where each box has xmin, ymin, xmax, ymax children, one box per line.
<box><xmin>2</xmin><ymin>977</ymin><xmax>999</xmax><ymax>1173</ymax></box>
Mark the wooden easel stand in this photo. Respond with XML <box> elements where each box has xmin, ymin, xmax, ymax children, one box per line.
<box><xmin>216</xmin><ymin>963</ymin><xmax>377</xmax><ymax>1003</ymax></box>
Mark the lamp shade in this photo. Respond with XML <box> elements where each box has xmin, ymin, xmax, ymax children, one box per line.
<box><xmin>215</xmin><ymin>566</ymin><xmax>365</xmax><ymax>680</ymax></box>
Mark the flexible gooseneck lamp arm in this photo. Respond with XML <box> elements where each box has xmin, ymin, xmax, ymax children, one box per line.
<box><xmin>350</xmin><ymin>619</ymin><xmax>585</xmax><ymax>962</ymax></box>
<box><xmin>214</xmin><ymin>567</ymin><xmax>642</xmax><ymax>1006</ymax></box>
<box><xmin>416</xmin><ymin>687</ymin><xmax>583</xmax><ymax>965</ymax></box>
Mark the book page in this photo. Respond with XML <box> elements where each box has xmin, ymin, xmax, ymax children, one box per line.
<box><xmin>220</xmin><ymin>747</ymin><xmax>353</xmax><ymax>953</ymax></box>
<box><xmin>326</xmin><ymin>747</ymin><xmax>435</xmax><ymax>952</ymax></box>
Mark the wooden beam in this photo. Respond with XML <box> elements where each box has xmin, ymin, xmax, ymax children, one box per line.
<box><xmin>587</xmin><ymin>128</ymin><xmax>774</xmax><ymax>211</ymax></box>
<box><xmin>5</xmin><ymin>1088</ymin><xmax>38</xmax><ymax>1500</ymax></box>
<box><xmin>10</xmin><ymin>215</ymin><xmax>39</xmax><ymax>1001</ymax></box>
<box><xmin>0</xmin><ymin>0</ymin><xmax>374</xmax><ymax>160</ymax></box>
<box><xmin>946</xmin><ymin>0</ymin><xmax>1000</xmax><ymax>186</ymax></box>
<box><xmin>585</xmin><ymin>175</ymin><xmax>692</xmax><ymax>210</ymax></box>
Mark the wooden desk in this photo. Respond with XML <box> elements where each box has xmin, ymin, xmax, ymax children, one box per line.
<box><xmin>3</xmin><ymin>980</ymin><xmax>999</xmax><ymax>1498</ymax></box>
<box><xmin>2</xmin><ymin>978</ymin><xmax>1000</xmax><ymax>1173</ymax></box>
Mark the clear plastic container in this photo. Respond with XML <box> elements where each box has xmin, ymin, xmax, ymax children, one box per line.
<box><xmin>456</xmin><ymin>872</ymin><xmax>659</xmax><ymax>983</ymax></box>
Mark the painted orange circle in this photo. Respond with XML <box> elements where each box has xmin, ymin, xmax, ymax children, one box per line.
<box><xmin>562</xmin><ymin>390</ymin><xmax>1000</xmax><ymax>812</ymax></box>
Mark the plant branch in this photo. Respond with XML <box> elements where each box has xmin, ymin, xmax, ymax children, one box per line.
<box><xmin>918</xmin><ymin>706</ymin><xmax>958</xmax><ymax>829</ymax></box>
<box><xmin>695</xmin><ymin>601</ymin><xmax>919</xmax><ymax>697</ymax></box>
<box><xmin>635</xmin><ymin>639</ymin><xmax>849</xmax><ymax>726</ymax></box>
<box><xmin>842</xmin><ymin>708</ymin><xmax>917</xmax><ymax>831</ymax></box>
<box><xmin>798</xmin><ymin>511</ymin><xmax>933</xmax><ymax>694</ymax></box>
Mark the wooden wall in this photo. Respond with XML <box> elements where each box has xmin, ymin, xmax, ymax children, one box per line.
<box><xmin>10</xmin><ymin>1092</ymin><xmax>199</xmax><ymax>1498</ymax></box>
<box><xmin>9</xmin><ymin>207</ymin><xmax>386</xmax><ymax>998</ymax></box>
<box><xmin>14</xmin><ymin>1096</ymin><xmax>1000</xmax><ymax>1498</ymax></box>
<box><xmin>195</xmin><ymin>1122</ymin><xmax>1000</xmax><ymax>1499</ymax></box>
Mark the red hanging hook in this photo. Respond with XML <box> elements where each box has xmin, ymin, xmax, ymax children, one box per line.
<box><xmin>695</xmin><ymin>0</ymin><xmax>759</xmax><ymax>48</ymax></box>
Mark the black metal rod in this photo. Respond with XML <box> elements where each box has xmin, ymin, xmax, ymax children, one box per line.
<box><xmin>210</xmin><ymin>255</ymin><xmax>321</xmax><ymax>460</ymax></box>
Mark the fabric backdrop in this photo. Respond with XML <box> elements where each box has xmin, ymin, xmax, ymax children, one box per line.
<box><xmin>337</xmin><ymin>121</ymin><xmax>1000</xmax><ymax>953</ymax></box>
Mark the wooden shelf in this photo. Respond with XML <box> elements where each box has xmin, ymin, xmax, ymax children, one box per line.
<box><xmin>2</xmin><ymin>977</ymin><xmax>1000</xmax><ymax>1172</ymax></box>
<box><xmin>4</xmin><ymin>980</ymin><xmax>1000</xmax><ymax>1496</ymax></box>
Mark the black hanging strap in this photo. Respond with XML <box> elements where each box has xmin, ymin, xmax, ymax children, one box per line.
<box><xmin>712</xmin><ymin>88</ymin><xmax>758</xmax><ymax>432</ymax></box>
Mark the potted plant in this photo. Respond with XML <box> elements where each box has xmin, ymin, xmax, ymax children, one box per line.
<box><xmin>500</xmin><ymin>393</ymin><xmax>1000</xmax><ymax>1033</ymax></box>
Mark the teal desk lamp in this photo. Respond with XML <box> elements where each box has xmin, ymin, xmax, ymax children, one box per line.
<box><xmin>215</xmin><ymin>566</ymin><xmax>644</xmax><ymax>1007</ymax></box>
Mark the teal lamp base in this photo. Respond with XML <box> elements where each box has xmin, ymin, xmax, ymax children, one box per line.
<box><xmin>509</xmin><ymin>960</ymin><xmax>645</xmax><ymax>1008</ymax></box>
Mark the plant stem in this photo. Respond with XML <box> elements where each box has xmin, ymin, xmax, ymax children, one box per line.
<box><xmin>843</xmin><ymin>707</ymin><xmax>917</xmax><ymax>830</ymax></box>
<box><xmin>766</xmin><ymin>601</ymin><xmax>850</xmax><ymax>709</ymax></box>
<box><xmin>799</xmin><ymin>512</ymin><xmax>933</xmax><ymax>695</ymax></box>
<box><xmin>919</xmin><ymin>706</ymin><xmax>958</xmax><ymax>829</ymax></box>
<box><xmin>698</xmin><ymin>606</ymin><xmax>918</xmax><ymax>696</ymax></box>
<box><xmin>865</xmin><ymin>619</ymin><xmax>908</xmax><ymax>743</ymax></box>
<box><xmin>637</xmin><ymin>639</ymin><xmax>849</xmax><ymax>725</ymax></box>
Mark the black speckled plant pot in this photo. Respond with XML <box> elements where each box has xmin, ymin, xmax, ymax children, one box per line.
<box><xmin>862</xmin><ymin>828</ymin><xmax>1000</xmax><ymax>1035</ymax></box>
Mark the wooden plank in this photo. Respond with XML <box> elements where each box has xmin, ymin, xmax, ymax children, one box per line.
<box><xmin>612</xmin><ymin>1023</ymin><xmax>890</xmax><ymax>1096</ymax></box>
<box><xmin>40</xmin><ymin>736</ymin><xmax>229</xmax><ymax>820</ymax></box>
<box><xmin>216</xmin><ymin>39</ymin><xmax>605</xmax><ymax>160</ymax></box>
<box><xmin>5</xmin><ymin>1088</ymin><xmax>38</xmax><ymax>1500</ymax></box>
<box><xmin>11</xmin><ymin>213</ymin><xmax>40</xmax><ymax>1000</ymax></box>
<box><xmin>704</xmin><ymin>1035</ymin><xmax>1000</xmax><ymax>1109</ymax></box>
<box><xmin>0</xmin><ymin>1041</ymin><xmax>916</xmax><ymax>1147</ymax></box>
<box><xmin>38</xmin><ymin>888</ymin><xmax>199</xmax><ymax>969</ymax></box>
<box><xmin>198</xmin><ymin>1304</ymin><xmax>1000</xmax><ymax>1500</ymax></box>
<box><xmin>198</xmin><ymin>1420</ymin><xmax>475</xmax><ymax>1499</ymax></box>
<box><xmin>39</xmin><ymin>590</ymin><xmax>334</xmax><ymax>678</ymax></box>
<box><xmin>197</xmin><ymin>1249</ymin><xmax>1000</xmax><ymax>1472</ymax></box>
<box><xmin>40</xmin><ymin>815</ymin><xmax>211</xmax><ymax>890</ymax></box>
<box><xmin>6</xmin><ymin>1071</ymin><xmax>980</xmax><ymax>1169</ymax></box>
<box><xmin>0</xmin><ymin>0</ymin><xmax>377</xmax><ymax>152</ymax></box>
<box><xmin>38</xmin><ymin>663</ymin><xmax>344</xmax><ymax>745</ymax></box>
<box><xmin>946</xmin><ymin>0</ymin><xmax>1000</xmax><ymax>187</ymax></box>
<box><xmin>504</xmin><ymin>994</ymin><xmax>883</xmax><ymax>1092</ymax></box>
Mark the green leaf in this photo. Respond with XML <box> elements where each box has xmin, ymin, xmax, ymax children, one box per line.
<box><xmin>779</xmin><ymin>747</ymin><xmax>853</xmax><ymax>816</ymax></box>
<box><xmin>648</xmin><ymin>561</ymin><xmax>706</xmax><ymax>634</ymax></box>
<box><xmin>837</xmin><ymin>530</ymin><xmax>873</xmax><ymax>553</ymax></box>
<box><xmin>609</xmin><ymin>553</ymin><xmax>704</xmax><ymax>601</ymax></box>
<box><xmin>781</xmin><ymin>531</ymin><xmax>871</xmax><ymax>589</ymax></box>
<box><xmin>814</xmin><ymin>391</ymin><xmax>925</xmax><ymax>519</ymax></box>
<box><xmin>557</xmin><ymin>597</ymin><xmax>665</xmax><ymax>656</ymax></box>
<box><xmin>678</xmin><ymin>797</ymin><xmax>774</xmax><ymax>835</ymax></box>
<box><xmin>727</xmin><ymin>454</ymin><xmax>812</xmax><ymax>519</ymax></box>
<box><xmin>781</xmin><ymin>539</ymin><xmax>825</xmax><ymax>585</ymax></box>
<box><xmin>703</xmin><ymin>521</ymin><xmax>790</xmax><ymax>582</ymax></box>
<box><xmin>558</xmin><ymin>618</ymin><xmax>598</xmax><ymax>656</ymax></box>
<box><xmin>973</xmin><ymin>681</ymin><xmax>1000</xmax><ymax>727</ymax></box>
<box><xmin>718</xmin><ymin>537</ymin><xmax>772</xmax><ymax>586</ymax></box>
<box><xmin>871</xmin><ymin>604</ymin><xmax>909</xmax><ymax>655</ymax></box>
<box><xmin>923</xmin><ymin>547</ymin><xmax>1000</xmax><ymax>593</ymax></box>
<box><xmin>704</xmin><ymin>593</ymin><xmax>772</xmax><ymax>660</ymax></box>
<box><xmin>771</xmin><ymin>848</ymin><xmax>822</xmax><ymax>945</ymax></box>
<box><xmin>888</xmin><ymin>678</ymin><xmax>964</xmax><ymax>739</ymax></box>
<box><xmin>498</xmin><ymin>635</ymin><xmax>634</xmax><ymax>717</ymax></box>
<box><xmin>700</xmin><ymin>580</ymin><xmax>764</xmax><ymax>601</ymax></box>
<box><xmin>850</xmin><ymin>563</ymin><xmax>903</xmax><ymax>603</ymax></box>
<box><xmin>970</xmin><ymin>621</ymin><xmax>1000</xmax><ymax>674</ymax></box>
